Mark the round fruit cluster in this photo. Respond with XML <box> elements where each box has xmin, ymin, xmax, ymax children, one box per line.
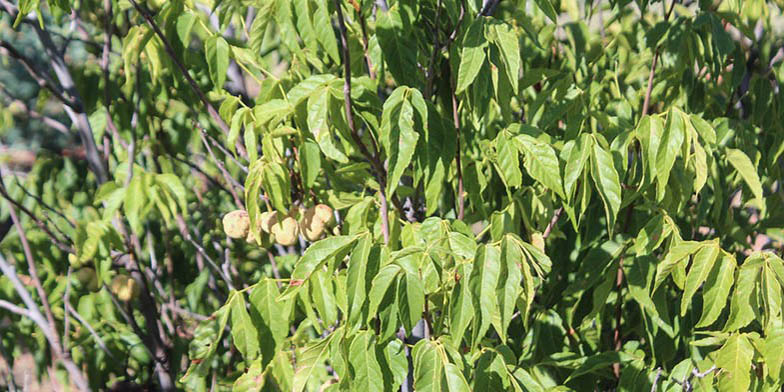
<box><xmin>222</xmin><ymin>204</ymin><xmax>335</xmax><ymax>247</ymax></box>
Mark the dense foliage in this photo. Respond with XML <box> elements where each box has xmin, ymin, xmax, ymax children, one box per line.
<box><xmin>1</xmin><ymin>0</ymin><xmax>783</xmax><ymax>390</ymax></box>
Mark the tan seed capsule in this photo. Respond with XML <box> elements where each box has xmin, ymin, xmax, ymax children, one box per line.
<box><xmin>313</xmin><ymin>204</ymin><xmax>334</xmax><ymax>226</ymax></box>
<box><xmin>222</xmin><ymin>210</ymin><xmax>250</xmax><ymax>239</ymax></box>
<box><xmin>272</xmin><ymin>217</ymin><xmax>299</xmax><ymax>246</ymax></box>
<box><xmin>299</xmin><ymin>207</ymin><xmax>326</xmax><ymax>241</ymax></box>
<box><xmin>259</xmin><ymin>211</ymin><xmax>278</xmax><ymax>233</ymax></box>
<box><xmin>111</xmin><ymin>275</ymin><xmax>139</xmax><ymax>301</ymax></box>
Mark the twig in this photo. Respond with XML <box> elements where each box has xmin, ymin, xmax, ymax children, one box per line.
<box><xmin>0</xmin><ymin>176</ymin><xmax>74</xmax><ymax>254</ymax></box>
<box><xmin>62</xmin><ymin>267</ymin><xmax>72</xmax><ymax>351</ymax></box>
<box><xmin>194</xmin><ymin>121</ymin><xmax>245</xmax><ymax>209</ymax></box>
<box><xmin>127</xmin><ymin>0</ymin><xmax>247</xmax><ymax>158</ymax></box>
<box><xmin>334</xmin><ymin>0</ymin><xmax>390</xmax><ymax>243</ymax></box>
<box><xmin>641</xmin><ymin>0</ymin><xmax>677</xmax><ymax>117</ymax></box>
<box><xmin>0</xmin><ymin>41</ymin><xmax>80</xmax><ymax>111</ymax></box>
<box><xmin>176</xmin><ymin>215</ymin><xmax>235</xmax><ymax>291</ymax></box>
<box><xmin>542</xmin><ymin>207</ymin><xmax>564</xmax><ymax>239</ymax></box>
<box><xmin>479</xmin><ymin>0</ymin><xmax>501</xmax><ymax>16</ymax></box>
<box><xmin>0</xmin><ymin>255</ymin><xmax>89</xmax><ymax>391</ymax></box>
<box><xmin>266</xmin><ymin>252</ymin><xmax>283</xmax><ymax>288</ymax></box>
<box><xmin>451</xmin><ymin>89</ymin><xmax>465</xmax><ymax>220</ymax></box>
<box><xmin>13</xmin><ymin>177</ymin><xmax>75</xmax><ymax>228</ymax></box>
<box><xmin>6</xmin><ymin>200</ymin><xmax>62</xmax><ymax>358</ymax></box>
<box><xmin>612</xmin><ymin>203</ymin><xmax>635</xmax><ymax>379</ymax></box>
<box><xmin>205</xmin><ymin>132</ymin><xmax>249</xmax><ymax>173</ymax></box>
<box><xmin>650</xmin><ymin>367</ymin><xmax>662</xmax><ymax>392</ymax></box>
<box><xmin>66</xmin><ymin>303</ymin><xmax>114</xmax><ymax>358</ymax></box>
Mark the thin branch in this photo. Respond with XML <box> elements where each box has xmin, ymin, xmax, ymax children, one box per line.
<box><xmin>194</xmin><ymin>121</ymin><xmax>245</xmax><ymax>208</ymax></box>
<box><xmin>542</xmin><ymin>207</ymin><xmax>563</xmax><ymax>239</ymax></box>
<box><xmin>334</xmin><ymin>0</ymin><xmax>390</xmax><ymax>243</ymax></box>
<box><xmin>27</xmin><ymin>19</ymin><xmax>109</xmax><ymax>183</ymax></box>
<box><xmin>6</xmin><ymin>200</ymin><xmax>62</xmax><ymax>357</ymax></box>
<box><xmin>13</xmin><ymin>176</ymin><xmax>75</xmax><ymax>228</ymax></box>
<box><xmin>0</xmin><ymin>41</ymin><xmax>81</xmax><ymax>111</ymax></box>
<box><xmin>127</xmin><ymin>0</ymin><xmax>247</xmax><ymax>158</ymax></box>
<box><xmin>355</xmin><ymin>3</ymin><xmax>376</xmax><ymax>80</ymax></box>
<box><xmin>66</xmin><ymin>303</ymin><xmax>114</xmax><ymax>358</ymax></box>
<box><xmin>0</xmin><ymin>175</ymin><xmax>74</xmax><ymax>254</ymax></box>
<box><xmin>0</xmin><ymin>254</ymin><xmax>89</xmax><ymax>391</ymax></box>
<box><xmin>641</xmin><ymin>0</ymin><xmax>677</xmax><ymax>117</ymax></box>
<box><xmin>176</xmin><ymin>215</ymin><xmax>235</xmax><ymax>291</ymax></box>
<box><xmin>451</xmin><ymin>89</ymin><xmax>465</xmax><ymax>220</ymax></box>
<box><xmin>0</xmin><ymin>299</ymin><xmax>34</xmax><ymax>319</ymax></box>
<box><xmin>62</xmin><ymin>267</ymin><xmax>72</xmax><ymax>351</ymax></box>
<box><xmin>650</xmin><ymin>367</ymin><xmax>662</xmax><ymax>392</ymax></box>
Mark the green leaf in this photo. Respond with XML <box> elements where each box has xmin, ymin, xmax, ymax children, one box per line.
<box><xmin>249</xmin><ymin>280</ymin><xmax>291</xmax><ymax>365</ymax></box>
<box><xmin>444</xmin><ymin>363</ymin><xmax>471</xmax><ymax>391</ymax></box>
<box><xmin>232</xmin><ymin>359</ymin><xmax>264</xmax><ymax>392</ymax></box>
<box><xmin>292</xmin><ymin>332</ymin><xmax>338</xmax><ymax>392</ymax></box>
<box><xmin>314</xmin><ymin>0</ymin><xmax>340</xmax><ymax>62</ymax></box>
<box><xmin>681</xmin><ymin>243</ymin><xmax>720</xmax><ymax>316</ymax></box>
<box><xmin>308</xmin><ymin>88</ymin><xmax>349</xmax><ymax>163</ymax></box>
<box><xmin>726</xmin><ymin>148</ymin><xmax>764</xmax><ymax>201</ymax></box>
<box><xmin>381</xmin><ymin>87</ymin><xmax>420</xmax><ymax>197</ymax></box>
<box><xmin>491</xmin><ymin>22</ymin><xmax>520</xmax><ymax>92</ymax></box>
<box><xmin>398</xmin><ymin>272</ymin><xmax>425</xmax><ymax>332</ymax></box>
<box><xmin>281</xmin><ymin>234</ymin><xmax>360</xmax><ymax>300</ymax></box>
<box><xmin>565</xmin><ymin>352</ymin><xmax>629</xmax><ymax>382</ymax></box>
<box><xmin>368</xmin><ymin>264</ymin><xmax>401</xmax><ymax>316</ymax></box>
<box><xmin>348</xmin><ymin>331</ymin><xmax>385</xmax><ymax>391</ymax></box>
<box><xmin>499</xmin><ymin>236</ymin><xmax>523</xmax><ymax>341</ymax></box>
<box><xmin>205</xmin><ymin>35</ymin><xmax>229</xmax><ymax>89</ymax></box>
<box><xmin>761</xmin><ymin>328</ymin><xmax>784</xmax><ymax>381</ymax></box>
<box><xmin>656</xmin><ymin>110</ymin><xmax>685</xmax><ymax>200</ymax></box>
<box><xmin>533</xmin><ymin>0</ymin><xmax>558</xmax><ymax>22</ymax></box>
<box><xmin>589</xmin><ymin>138</ymin><xmax>622</xmax><ymax>234</ymax></box>
<box><xmin>725</xmin><ymin>257</ymin><xmax>762</xmax><ymax>331</ymax></box>
<box><xmin>692</xmin><ymin>137</ymin><xmax>708</xmax><ymax>195</ymax></box>
<box><xmin>376</xmin><ymin>5</ymin><xmax>419</xmax><ymax>87</ymax></box>
<box><xmin>412</xmin><ymin>340</ymin><xmax>443</xmax><ymax>391</ymax></box>
<box><xmin>261</xmin><ymin>160</ymin><xmax>292</xmax><ymax>214</ymax></box>
<box><xmin>494</xmin><ymin>132</ymin><xmax>522</xmax><ymax>189</ymax></box>
<box><xmin>346</xmin><ymin>234</ymin><xmax>373</xmax><ymax>327</ymax></box>
<box><xmin>230</xmin><ymin>291</ymin><xmax>259</xmax><ymax>361</ymax></box>
<box><xmin>300</xmin><ymin>139</ymin><xmax>322</xmax><ymax>189</ymax></box>
<box><xmin>456</xmin><ymin>18</ymin><xmax>487</xmax><ymax>94</ymax></box>
<box><xmin>653</xmin><ymin>241</ymin><xmax>703</xmax><ymax>293</ymax></box>
<box><xmin>470</xmin><ymin>244</ymin><xmax>502</xmax><ymax>345</ymax></box>
<box><xmin>697</xmin><ymin>253</ymin><xmax>736</xmax><ymax>328</ymax></box>
<box><xmin>450</xmin><ymin>263</ymin><xmax>474</xmax><ymax>345</ymax></box>
<box><xmin>156</xmin><ymin>173</ymin><xmax>188</xmax><ymax>215</ymax></box>
<box><xmin>563</xmin><ymin>134</ymin><xmax>592</xmax><ymax>202</ymax></box>
<box><xmin>715</xmin><ymin>333</ymin><xmax>753</xmax><ymax>392</ymax></box>
<box><xmin>514</xmin><ymin>134</ymin><xmax>564</xmax><ymax>199</ymax></box>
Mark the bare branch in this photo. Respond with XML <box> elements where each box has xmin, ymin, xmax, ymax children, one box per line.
<box><xmin>127</xmin><ymin>0</ymin><xmax>247</xmax><ymax>158</ymax></box>
<box><xmin>0</xmin><ymin>41</ymin><xmax>81</xmax><ymax>111</ymax></box>
<box><xmin>334</xmin><ymin>0</ymin><xmax>390</xmax><ymax>243</ymax></box>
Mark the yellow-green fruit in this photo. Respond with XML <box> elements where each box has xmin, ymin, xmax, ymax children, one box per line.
<box><xmin>222</xmin><ymin>210</ymin><xmax>250</xmax><ymax>239</ymax></box>
<box><xmin>259</xmin><ymin>211</ymin><xmax>278</xmax><ymax>233</ymax></box>
<box><xmin>530</xmin><ymin>232</ymin><xmax>545</xmax><ymax>252</ymax></box>
<box><xmin>75</xmin><ymin>268</ymin><xmax>100</xmax><ymax>292</ymax></box>
<box><xmin>271</xmin><ymin>217</ymin><xmax>299</xmax><ymax>246</ymax></box>
<box><xmin>68</xmin><ymin>253</ymin><xmax>83</xmax><ymax>268</ymax></box>
<box><xmin>314</xmin><ymin>204</ymin><xmax>334</xmax><ymax>226</ymax></box>
<box><xmin>111</xmin><ymin>275</ymin><xmax>140</xmax><ymax>302</ymax></box>
<box><xmin>299</xmin><ymin>207</ymin><xmax>326</xmax><ymax>241</ymax></box>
